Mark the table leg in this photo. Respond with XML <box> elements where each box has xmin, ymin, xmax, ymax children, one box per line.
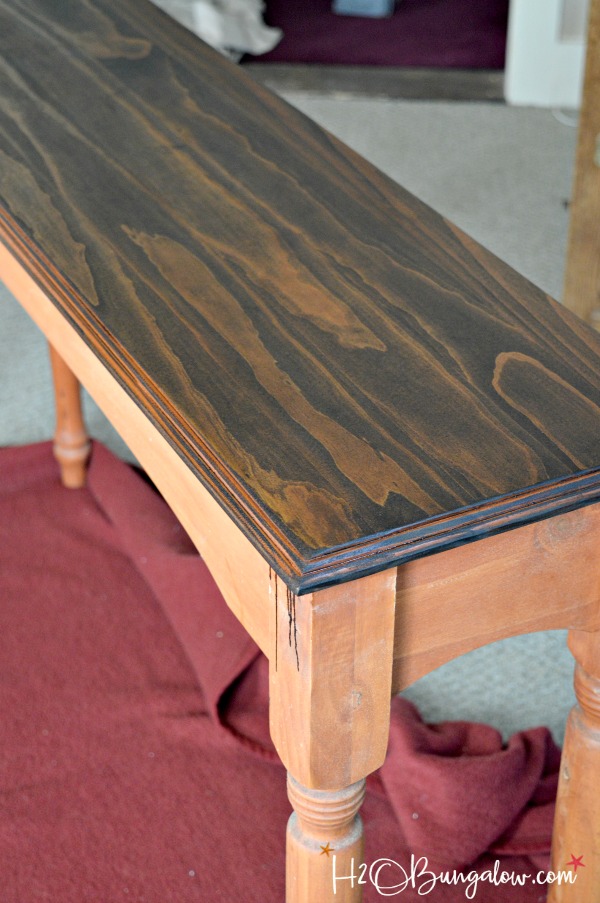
<box><xmin>286</xmin><ymin>775</ymin><xmax>365</xmax><ymax>901</ymax></box>
<box><xmin>268</xmin><ymin>568</ymin><xmax>397</xmax><ymax>902</ymax></box>
<box><xmin>549</xmin><ymin>628</ymin><xmax>600</xmax><ymax>901</ymax></box>
<box><xmin>48</xmin><ymin>342</ymin><xmax>90</xmax><ymax>488</ymax></box>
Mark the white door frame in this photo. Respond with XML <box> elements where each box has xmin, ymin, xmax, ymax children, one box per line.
<box><xmin>505</xmin><ymin>0</ymin><xmax>588</xmax><ymax>107</ymax></box>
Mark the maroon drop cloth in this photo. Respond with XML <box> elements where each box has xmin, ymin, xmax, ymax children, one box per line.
<box><xmin>0</xmin><ymin>441</ymin><xmax>561</xmax><ymax>901</ymax></box>
<box><xmin>246</xmin><ymin>0</ymin><xmax>509</xmax><ymax>70</ymax></box>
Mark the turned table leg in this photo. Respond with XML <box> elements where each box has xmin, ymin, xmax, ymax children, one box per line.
<box><xmin>549</xmin><ymin>628</ymin><xmax>600</xmax><ymax>901</ymax></box>
<box><xmin>269</xmin><ymin>568</ymin><xmax>397</xmax><ymax>903</ymax></box>
<box><xmin>48</xmin><ymin>343</ymin><xmax>90</xmax><ymax>488</ymax></box>
<box><xmin>286</xmin><ymin>776</ymin><xmax>365</xmax><ymax>901</ymax></box>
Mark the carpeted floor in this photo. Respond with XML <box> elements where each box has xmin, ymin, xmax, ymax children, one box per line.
<box><xmin>248</xmin><ymin>0</ymin><xmax>510</xmax><ymax>69</ymax></box>
<box><xmin>0</xmin><ymin>441</ymin><xmax>561</xmax><ymax>902</ymax></box>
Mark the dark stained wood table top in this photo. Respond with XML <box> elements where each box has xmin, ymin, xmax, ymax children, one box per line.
<box><xmin>1</xmin><ymin>0</ymin><xmax>599</xmax><ymax>593</ymax></box>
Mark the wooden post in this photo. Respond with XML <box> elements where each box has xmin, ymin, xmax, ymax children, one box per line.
<box><xmin>563</xmin><ymin>0</ymin><xmax>600</xmax><ymax>328</ymax></box>
<box><xmin>549</xmin><ymin>628</ymin><xmax>600</xmax><ymax>900</ymax></box>
<box><xmin>287</xmin><ymin>775</ymin><xmax>366</xmax><ymax>902</ymax></box>
<box><xmin>48</xmin><ymin>343</ymin><xmax>91</xmax><ymax>488</ymax></box>
<box><xmin>268</xmin><ymin>568</ymin><xmax>397</xmax><ymax>903</ymax></box>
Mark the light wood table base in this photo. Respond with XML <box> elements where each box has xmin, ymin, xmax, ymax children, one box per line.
<box><xmin>48</xmin><ymin>344</ymin><xmax>90</xmax><ymax>489</ymax></box>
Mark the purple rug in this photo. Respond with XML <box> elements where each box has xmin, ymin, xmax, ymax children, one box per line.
<box><xmin>247</xmin><ymin>0</ymin><xmax>509</xmax><ymax>69</ymax></box>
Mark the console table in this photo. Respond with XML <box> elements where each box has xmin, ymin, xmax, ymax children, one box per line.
<box><xmin>1</xmin><ymin>1</ymin><xmax>599</xmax><ymax>900</ymax></box>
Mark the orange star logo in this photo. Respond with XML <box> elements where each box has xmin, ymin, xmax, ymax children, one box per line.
<box><xmin>566</xmin><ymin>854</ymin><xmax>585</xmax><ymax>872</ymax></box>
<box><xmin>320</xmin><ymin>842</ymin><xmax>334</xmax><ymax>857</ymax></box>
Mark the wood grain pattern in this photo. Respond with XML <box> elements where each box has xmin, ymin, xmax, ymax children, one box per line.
<box><xmin>0</xmin><ymin>0</ymin><xmax>599</xmax><ymax>593</ymax></box>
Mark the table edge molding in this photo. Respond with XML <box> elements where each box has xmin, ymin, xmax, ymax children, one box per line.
<box><xmin>2</xmin><ymin>214</ymin><xmax>599</xmax><ymax>595</ymax></box>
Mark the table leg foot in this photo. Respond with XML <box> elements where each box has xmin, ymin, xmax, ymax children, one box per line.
<box><xmin>286</xmin><ymin>774</ymin><xmax>365</xmax><ymax>902</ymax></box>
<box><xmin>49</xmin><ymin>343</ymin><xmax>90</xmax><ymax>488</ymax></box>
<box><xmin>549</xmin><ymin>629</ymin><xmax>600</xmax><ymax>901</ymax></box>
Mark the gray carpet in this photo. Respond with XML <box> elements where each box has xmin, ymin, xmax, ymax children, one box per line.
<box><xmin>0</xmin><ymin>94</ymin><xmax>579</xmax><ymax>742</ymax></box>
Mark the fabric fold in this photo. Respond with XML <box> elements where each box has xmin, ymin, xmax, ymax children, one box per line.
<box><xmin>85</xmin><ymin>441</ymin><xmax>560</xmax><ymax>873</ymax></box>
<box><xmin>87</xmin><ymin>441</ymin><xmax>262</xmax><ymax>734</ymax></box>
<box><xmin>0</xmin><ymin>440</ymin><xmax>561</xmax><ymax>899</ymax></box>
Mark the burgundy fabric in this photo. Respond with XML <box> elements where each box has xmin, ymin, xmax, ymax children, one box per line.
<box><xmin>0</xmin><ymin>441</ymin><xmax>561</xmax><ymax>901</ymax></box>
<box><xmin>246</xmin><ymin>0</ymin><xmax>509</xmax><ymax>70</ymax></box>
<box><xmin>380</xmin><ymin>699</ymin><xmax>561</xmax><ymax>873</ymax></box>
